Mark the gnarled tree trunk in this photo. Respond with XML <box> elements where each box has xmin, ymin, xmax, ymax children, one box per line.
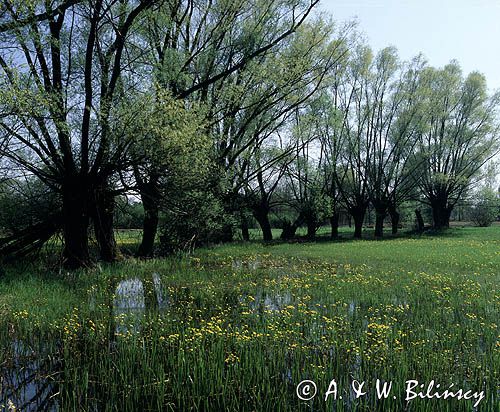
<box><xmin>240</xmin><ymin>212</ymin><xmax>250</xmax><ymax>241</ymax></box>
<box><xmin>280</xmin><ymin>221</ymin><xmax>295</xmax><ymax>240</ymax></box>
<box><xmin>136</xmin><ymin>175</ymin><xmax>160</xmax><ymax>258</ymax></box>
<box><xmin>374</xmin><ymin>209</ymin><xmax>386</xmax><ymax>238</ymax></box>
<box><xmin>330</xmin><ymin>211</ymin><xmax>339</xmax><ymax>239</ymax></box>
<box><xmin>415</xmin><ymin>209</ymin><xmax>425</xmax><ymax>233</ymax></box>
<box><xmin>93</xmin><ymin>184</ymin><xmax>119</xmax><ymax>262</ymax></box>
<box><xmin>305</xmin><ymin>210</ymin><xmax>318</xmax><ymax>240</ymax></box>
<box><xmin>138</xmin><ymin>202</ymin><xmax>159</xmax><ymax>257</ymax></box>
<box><xmin>352</xmin><ymin>214</ymin><xmax>363</xmax><ymax>239</ymax></box>
<box><xmin>349</xmin><ymin>204</ymin><xmax>367</xmax><ymax>239</ymax></box>
<box><xmin>388</xmin><ymin>205</ymin><xmax>400</xmax><ymax>235</ymax></box>
<box><xmin>430</xmin><ymin>197</ymin><xmax>452</xmax><ymax>229</ymax></box>
<box><xmin>0</xmin><ymin>214</ymin><xmax>61</xmax><ymax>262</ymax></box>
<box><xmin>373</xmin><ymin>200</ymin><xmax>388</xmax><ymax>238</ymax></box>
<box><xmin>62</xmin><ymin>179</ymin><xmax>91</xmax><ymax>269</ymax></box>
<box><xmin>252</xmin><ymin>205</ymin><xmax>272</xmax><ymax>241</ymax></box>
<box><xmin>280</xmin><ymin>212</ymin><xmax>305</xmax><ymax>240</ymax></box>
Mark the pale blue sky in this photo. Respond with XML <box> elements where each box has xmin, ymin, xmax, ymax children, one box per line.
<box><xmin>320</xmin><ymin>0</ymin><xmax>500</xmax><ymax>91</ymax></box>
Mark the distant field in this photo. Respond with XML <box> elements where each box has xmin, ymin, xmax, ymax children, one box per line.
<box><xmin>0</xmin><ymin>226</ymin><xmax>498</xmax><ymax>411</ymax></box>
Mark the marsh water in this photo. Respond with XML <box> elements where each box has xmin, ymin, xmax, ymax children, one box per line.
<box><xmin>1</xmin><ymin>339</ymin><xmax>61</xmax><ymax>411</ymax></box>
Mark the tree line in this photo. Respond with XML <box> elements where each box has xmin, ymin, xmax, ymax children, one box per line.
<box><xmin>0</xmin><ymin>0</ymin><xmax>498</xmax><ymax>268</ymax></box>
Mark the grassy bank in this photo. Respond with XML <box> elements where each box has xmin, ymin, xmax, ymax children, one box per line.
<box><xmin>0</xmin><ymin>227</ymin><xmax>499</xmax><ymax>411</ymax></box>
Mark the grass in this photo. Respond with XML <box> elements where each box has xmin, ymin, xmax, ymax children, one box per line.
<box><xmin>0</xmin><ymin>226</ymin><xmax>498</xmax><ymax>411</ymax></box>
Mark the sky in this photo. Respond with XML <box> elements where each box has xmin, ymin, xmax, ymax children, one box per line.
<box><xmin>320</xmin><ymin>0</ymin><xmax>500</xmax><ymax>91</ymax></box>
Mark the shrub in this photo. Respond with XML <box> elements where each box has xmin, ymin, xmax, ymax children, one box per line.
<box><xmin>159</xmin><ymin>190</ymin><xmax>235</xmax><ymax>254</ymax></box>
<box><xmin>470</xmin><ymin>188</ymin><xmax>498</xmax><ymax>227</ymax></box>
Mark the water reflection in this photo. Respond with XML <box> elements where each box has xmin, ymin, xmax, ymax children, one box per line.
<box><xmin>0</xmin><ymin>340</ymin><xmax>59</xmax><ymax>412</ymax></box>
<box><xmin>114</xmin><ymin>277</ymin><xmax>145</xmax><ymax>312</ymax></box>
<box><xmin>152</xmin><ymin>273</ymin><xmax>169</xmax><ymax>310</ymax></box>
<box><xmin>232</xmin><ymin>258</ymin><xmax>261</xmax><ymax>271</ymax></box>
<box><xmin>243</xmin><ymin>291</ymin><xmax>293</xmax><ymax>312</ymax></box>
<box><xmin>1</xmin><ymin>273</ymin><xmax>170</xmax><ymax>411</ymax></box>
<box><xmin>348</xmin><ymin>301</ymin><xmax>356</xmax><ymax>316</ymax></box>
<box><xmin>112</xmin><ymin>274</ymin><xmax>170</xmax><ymax>333</ymax></box>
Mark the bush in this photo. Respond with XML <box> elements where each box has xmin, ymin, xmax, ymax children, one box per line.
<box><xmin>159</xmin><ymin>190</ymin><xmax>235</xmax><ymax>254</ymax></box>
<box><xmin>470</xmin><ymin>188</ymin><xmax>498</xmax><ymax>227</ymax></box>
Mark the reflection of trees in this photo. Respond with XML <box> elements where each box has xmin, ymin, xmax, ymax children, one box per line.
<box><xmin>1</xmin><ymin>340</ymin><xmax>62</xmax><ymax>411</ymax></box>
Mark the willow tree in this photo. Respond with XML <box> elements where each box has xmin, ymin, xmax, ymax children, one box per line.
<box><xmin>364</xmin><ymin>50</ymin><xmax>426</xmax><ymax>237</ymax></box>
<box><xmin>0</xmin><ymin>0</ymin><xmax>159</xmax><ymax>267</ymax></box>
<box><xmin>416</xmin><ymin>62</ymin><xmax>500</xmax><ymax>229</ymax></box>
<box><xmin>132</xmin><ymin>0</ymin><xmax>326</xmax><ymax>254</ymax></box>
<box><xmin>0</xmin><ymin>0</ymin><xmax>322</xmax><ymax>265</ymax></box>
<box><xmin>280</xmin><ymin>115</ymin><xmax>328</xmax><ymax>240</ymax></box>
<box><xmin>213</xmin><ymin>18</ymin><xmax>349</xmax><ymax>241</ymax></box>
<box><xmin>128</xmin><ymin>90</ymin><xmax>211</xmax><ymax>256</ymax></box>
<box><xmin>330</xmin><ymin>44</ymin><xmax>374</xmax><ymax>238</ymax></box>
<box><xmin>327</xmin><ymin>45</ymin><xmax>427</xmax><ymax>238</ymax></box>
<box><xmin>313</xmin><ymin>40</ymin><xmax>353</xmax><ymax>239</ymax></box>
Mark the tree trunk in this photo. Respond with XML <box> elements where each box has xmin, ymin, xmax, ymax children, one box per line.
<box><xmin>431</xmin><ymin>198</ymin><xmax>452</xmax><ymax>229</ymax></box>
<box><xmin>62</xmin><ymin>181</ymin><xmax>91</xmax><ymax>269</ymax></box>
<box><xmin>93</xmin><ymin>186</ymin><xmax>119</xmax><ymax>262</ymax></box>
<box><xmin>330</xmin><ymin>211</ymin><xmax>339</xmax><ymax>239</ymax></box>
<box><xmin>280</xmin><ymin>221</ymin><xmax>296</xmax><ymax>240</ymax></box>
<box><xmin>219</xmin><ymin>224</ymin><xmax>234</xmax><ymax>243</ymax></box>
<box><xmin>137</xmin><ymin>179</ymin><xmax>160</xmax><ymax>258</ymax></box>
<box><xmin>240</xmin><ymin>213</ymin><xmax>250</xmax><ymax>241</ymax></box>
<box><xmin>137</xmin><ymin>202</ymin><xmax>159</xmax><ymax>257</ymax></box>
<box><xmin>0</xmin><ymin>214</ymin><xmax>61</xmax><ymax>262</ymax></box>
<box><xmin>374</xmin><ymin>204</ymin><xmax>387</xmax><ymax>238</ymax></box>
<box><xmin>350</xmin><ymin>205</ymin><xmax>367</xmax><ymax>239</ymax></box>
<box><xmin>303</xmin><ymin>208</ymin><xmax>317</xmax><ymax>240</ymax></box>
<box><xmin>388</xmin><ymin>206</ymin><xmax>400</xmax><ymax>235</ymax></box>
<box><xmin>280</xmin><ymin>213</ymin><xmax>304</xmax><ymax>240</ymax></box>
<box><xmin>306</xmin><ymin>218</ymin><xmax>316</xmax><ymax>240</ymax></box>
<box><xmin>353</xmin><ymin>214</ymin><xmax>363</xmax><ymax>239</ymax></box>
<box><xmin>415</xmin><ymin>209</ymin><xmax>424</xmax><ymax>232</ymax></box>
<box><xmin>253</xmin><ymin>206</ymin><xmax>272</xmax><ymax>241</ymax></box>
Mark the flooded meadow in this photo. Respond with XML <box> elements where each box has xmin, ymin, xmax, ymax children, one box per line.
<box><xmin>0</xmin><ymin>228</ymin><xmax>499</xmax><ymax>411</ymax></box>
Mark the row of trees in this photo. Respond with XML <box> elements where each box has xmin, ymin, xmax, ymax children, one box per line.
<box><xmin>0</xmin><ymin>0</ymin><xmax>498</xmax><ymax>268</ymax></box>
<box><xmin>239</xmin><ymin>46</ymin><xmax>499</xmax><ymax>241</ymax></box>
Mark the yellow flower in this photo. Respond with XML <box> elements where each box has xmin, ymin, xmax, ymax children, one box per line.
<box><xmin>224</xmin><ymin>353</ymin><xmax>240</xmax><ymax>364</ymax></box>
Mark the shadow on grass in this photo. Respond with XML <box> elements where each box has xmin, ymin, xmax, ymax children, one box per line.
<box><xmin>247</xmin><ymin>225</ymin><xmax>479</xmax><ymax>248</ymax></box>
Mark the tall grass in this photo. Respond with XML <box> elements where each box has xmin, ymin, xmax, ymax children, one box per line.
<box><xmin>0</xmin><ymin>227</ymin><xmax>498</xmax><ymax>411</ymax></box>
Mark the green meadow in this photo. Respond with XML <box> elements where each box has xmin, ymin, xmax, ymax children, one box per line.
<box><xmin>1</xmin><ymin>226</ymin><xmax>499</xmax><ymax>411</ymax></box>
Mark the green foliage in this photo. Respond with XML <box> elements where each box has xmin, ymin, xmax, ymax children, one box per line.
<box><xmin>129</xmin><ymin>89</ymin><xmax>232</xmax><ymax>249</ymax></box>
<box><xmin>417</xmin><ymin>62</ymin><xmax>500</xmax><ymax>205</ymax></box>
<box><xmin>470</xmin><ymin>187</ymin><xmax>498</xmax><ymax>227</ymax></box>
<box><xmin>114</xmin><ymin>197</ymin><xmax>144</xmax><ymax>229</ymax></box>
<box><xmin>128</xmin><ymin>88</ymin><xmax>212</xmax><ymax>183</ymax></box>
<box><xmin>159</xmin><ymin>190</ymin><xmax>234</xmax><ymax>253</ymax></box>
